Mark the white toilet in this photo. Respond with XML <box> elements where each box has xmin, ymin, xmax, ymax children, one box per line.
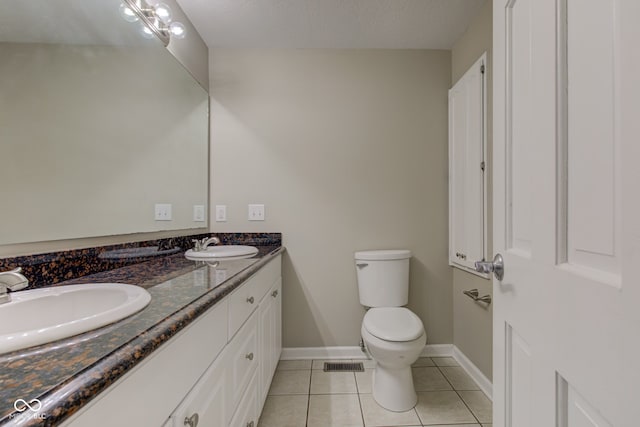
<box><xmin>355</xmin><ymin>249</ymin><xmax>426</xmax><ymax>412</ymax></box>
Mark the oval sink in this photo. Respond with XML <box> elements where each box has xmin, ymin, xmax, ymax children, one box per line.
<box><xmin>185</xmin><ymin>245</ymin><xmax>259</xmax><ymax>261</ymax></box>
<box><xmin>0</xmin><ymin>283</ymin><xmax>151</xmax><ymax>354</ymax></box>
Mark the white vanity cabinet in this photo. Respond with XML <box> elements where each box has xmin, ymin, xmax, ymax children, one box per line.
<box><xmin>63</xmin><ymin>255</ymin><xmax>282</xmax><ymax>427</ymax></box>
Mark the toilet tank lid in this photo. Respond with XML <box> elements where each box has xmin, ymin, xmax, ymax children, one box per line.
<box><xmin>363</xmin><ymin>307</ymin><xmax>424</xmax><ymax>342</ymax></box>
<box><xmin>354</xmin><ymin>249</ymin><xmax>411</xmax><ymax>260</ymax></box>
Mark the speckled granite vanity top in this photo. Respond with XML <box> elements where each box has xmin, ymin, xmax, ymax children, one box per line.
<box><xmin>0</xmin><ymin>245</ymin><xmax>283</xmax><ymax>426</ymax></box>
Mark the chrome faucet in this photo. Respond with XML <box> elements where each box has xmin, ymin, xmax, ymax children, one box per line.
<box><xmin>191</xmin><ymin>236</ymin><xmax>221</xmax><ymax>252</ymax></box>
<box><xmin>0</xmin><ymin>267</ymin><xmax>29</xmax><ymax>304</ymax></box>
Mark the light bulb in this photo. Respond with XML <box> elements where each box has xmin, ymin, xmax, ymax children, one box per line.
<box><xmin>154</xmin><ymin>3</ymin><xmax>172</xmax><ymax>24</ymax></box>
<box><xmin>169</xmin><ymin>21</ymin><xmax>186</xmax><ymax>39</ymax></box>
<box><xmin>119</xmin><ymin>3</ymin><xmax>139</xmax><ymax>23</ymax></box>
<box><xmin>139</xmin><ymin>23</ymin><xmax>155</xmax><ymax>39</ymax></box>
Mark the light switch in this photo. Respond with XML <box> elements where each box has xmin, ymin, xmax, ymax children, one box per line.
<box><xmin>193</xmin><ymin>205</ymin><xmax>205</xmax><ymax>222</ymax></box>
<box><xmin>215</xmin><ymin>205</ymin><xmax>227</xmax><ymax>222</ymax></box>
<box><xmin>154</xmin><ymin>204</ymin><xmax>172</xmax><ymax>221</ymax></box>
<box><xmin>248</xmin><ymin>204</ymin><xmax>265</xmax><ymax>221</ymax></box>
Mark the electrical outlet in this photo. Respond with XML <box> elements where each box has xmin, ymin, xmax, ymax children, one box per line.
<box><xmin>193</xmin><ymin>205</ymin><xmax>205</xmax><ymax>222</ymax></box>
<box><xmin>248</xmin><ymin>204</ymin><xmax>265</xmax><ymax>221</ymax></box>
<box><xmin>215</xmin><ymin>205</ymin><xmax>227</xmax><ymax>222</ymax></box>
<box><xmin>154</xmin><ymin>203</ymin><xmax>172</xmax><ymax>221</ymax></box>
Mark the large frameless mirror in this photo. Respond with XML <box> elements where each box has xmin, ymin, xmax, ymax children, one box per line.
<box><xmin>0</xmin><ymin>0</ymin><xmax>208</xmax><ymax>246</ymax></box>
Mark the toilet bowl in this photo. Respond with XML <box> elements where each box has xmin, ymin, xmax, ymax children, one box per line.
<box><xmin>361</xmin><ymin>306</ymin><xmax>426</xmax><ymax>411</ymax></box>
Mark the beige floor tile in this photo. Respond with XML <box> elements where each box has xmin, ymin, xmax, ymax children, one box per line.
<box><xmin>439</xmin><ymin>366</ymin><xmax>480</xmax><ymax>391</ymax></box>
<box><xmin>426</xmin><ymin>425</ymin><xmax>480</xmax><ymax>427</ymax></box>
<box><xmin>277</xmin><ymin>359</ymin><xmax>313</xmax><ymax>370</ymax></box>
<box><xmin>268</xmin><ymin>370</ymin><xmax>311</xmax><ymax>395</ymax></box>
<box><xmin>258</xmin><ymin>394</ymin><xmax>308</xmax><ymax>427</ymax></box>
<box><xmin>414</xmin><ymin>391</ymin><xmax>477</xmax><ymax>425</ymax></box>
<box><xmin>312</xmin><ymin>359</ymin><xmax>353</xmax><ymax>369</ymax></box>
<box><xmin>459</xmin><ymin>390</ymin><xmax>492</xmax><ymax>423</ymax></box>
<box><xmin>412</xmin><ymin>367</ymin><xmax>453</xmax><ymax>391</ymax></box>
<box><xmin>359</xmin><ymin>394</ymin><xmax>421</xmax><ymax>427</ymax></box>
<box><xmin>307</xmin><ymin>394</ymin><xmax>364</xmax><ymax>427</ymax></box>
<box><xmin>355</xmin><ymin>369</ymin><xmax>373</xmax><ymax>394</ymax></box>
<box><xmin>412</xmin><ymin>357</ymin><xmax>436</xmax><ymax>367</ymax></box>
<box><xmin>310</xmin><ymin>370</ymin><xmax>358</xmax><ymax>394</ymax></box>
<box><xmin>432</xmin><ymin>356</ymin><xmax>459</xmax><ymax>367</ymax></box>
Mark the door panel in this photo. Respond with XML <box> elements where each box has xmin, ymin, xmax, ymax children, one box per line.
<box><xmin>493</xmin><ymin>0</ymin><xmax>639</xmax><ymax>426</ymax></box>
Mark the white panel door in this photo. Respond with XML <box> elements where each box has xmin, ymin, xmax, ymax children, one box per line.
<box><xmin>493</xmin><ymin>0</ymin><xmax>640</xmax><ymax>426</ymax></box>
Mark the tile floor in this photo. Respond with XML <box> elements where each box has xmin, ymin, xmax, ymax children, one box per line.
<box><xmin>258</xmin><ymin>356</ymin><xmax>492</xmax><ymax>427</ymax></box>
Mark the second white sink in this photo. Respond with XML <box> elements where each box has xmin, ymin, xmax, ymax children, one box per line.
<box><xmin>185</xmin><ymin>245</ymin><xmax>259</xmax><ymax>261</ymax></box>
<box><xmin>0</xmin><ymin>283</ymin><xmax>151</xmax><ymax>354</ymax></box>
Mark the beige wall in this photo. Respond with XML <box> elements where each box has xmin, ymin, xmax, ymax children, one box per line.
<box><xmin>450</xmin><ymin>0</ymin><xmax>493</xmax><ymax>379</ymax></box>
<box><xmin>209</xmin><ymin>49</ymin><xmax>452</xmax><ymax>347</ymax></box>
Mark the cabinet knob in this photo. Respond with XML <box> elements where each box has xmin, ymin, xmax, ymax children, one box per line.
<box><xmin>246</xmin><ymin>296</ymin><xmax>255</xmax><ymax>304</ymax></box>
<box><xmin>271</xmin><ymin>289</ymin><xmax>278</xmax><ymax>298</ymax></box>
<box><xmin>246</xmin><ymin>421</ymin><xmax>254</xmax><ymax>427</ymax></box>
<box><xmin>245</xmin><ymin>352</ymin><xmax>254</xmax><ymax>361</ymax></box>
<box><xmin>184</xmin><ymin>413</ymin><xmax>199</xmax><ymax>427</ymax></box>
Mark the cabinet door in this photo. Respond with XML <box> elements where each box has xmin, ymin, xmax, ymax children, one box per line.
<box><xmin>168</xmin><ymin>355</ymin><xmax>227</xmax><ymax>427</ymax></box>
<box><xmin>271</xmin><ymin>279</ymin><xmax>282</xmax><ymax>372</ymax></box>
<box><xmin>258</xmin><ymin>287</ymin><xmax>275</xmax><ymax>410</ymax></box>
<box><xmin>448</xmin><ymin>53</ymin><xmax>487</xmax><ymax>275</ymax></box>
<box><xmin>229</xmin><ymin>371</ymin><xmax>259</xmax><ymax>427</ymax></box>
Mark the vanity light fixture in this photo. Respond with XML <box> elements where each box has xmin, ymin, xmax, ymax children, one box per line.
<box><xmin>119</xmin><ymin>0</ymin><xmax>186</xmax><ymax>46</ymax></box>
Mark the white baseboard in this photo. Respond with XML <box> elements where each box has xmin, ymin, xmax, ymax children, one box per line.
<box><xmin>281</xmin><ymin>344</ymin><xmax>492</xmax><ymax>401</ymax></box>
<box><xmin>452</xmin><ymin>346</ymin><xmax>493</xmax><ymax>400</ymax></box>
<box><xmin>281</xmin><ymin>344</ymin><xmax>454</xmax><ymax>360</ymax></box>
<box><xmin>281</xmin><ymin>346</ymin><xmax>365</xmax><ymax>360</ymax></box>
<box><xmin>420</xmin><ymin>344</ymin><xmax>454</xmax><ymax>357</ymax></box>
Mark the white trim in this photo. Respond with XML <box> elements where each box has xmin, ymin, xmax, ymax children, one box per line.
<box><xmin>280</xmin><ymin>346</ymin><xmax>365</xmax><ymax>360</ymax></box>
<box><xmin>452</xmin><ymin>346</ymin><xmax>493</xmax><ymax>400</ymax></box>
<box><xmin>281</xmin><ymin>345</ymin><xmax>493</xmax><ymax>401</ymax></box>
<box><xmin>420</xmin><ymin>344</ymin><xmax>454</xmax><ymax>358</ymax></box>
<box><xmin>281</xmin><ymin>344</ymin><xmax>454</xmax><ymax>360</ymax></box>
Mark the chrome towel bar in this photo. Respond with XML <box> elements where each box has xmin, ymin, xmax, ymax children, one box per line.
<box><xmin>463</xmin><ymin>288</ymin><xmax>492</xmax><ymax>304</ymax></box>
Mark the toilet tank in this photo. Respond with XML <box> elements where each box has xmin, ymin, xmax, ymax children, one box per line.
<box><xmin>355</xmin><ymin>249</ymin><xmax>411</xmax><ymax>307</ymax></box>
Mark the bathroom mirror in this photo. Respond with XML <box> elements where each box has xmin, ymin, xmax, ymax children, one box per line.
<box><xmin>0</xmin><ymin>0</ymin><xmax>208</xmax><ymax>246</ymax></box>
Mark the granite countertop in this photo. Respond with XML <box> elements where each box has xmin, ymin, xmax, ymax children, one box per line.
<box><xmin>0</xmin><ymin>245</ymin><xmax>284</xmax><ymax>426</ymax></box>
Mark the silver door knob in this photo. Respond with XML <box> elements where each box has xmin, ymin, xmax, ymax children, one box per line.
<box><xmin>246</xmin><ymin>296</ymin><xmax>255</xmax><ymax>304</ymax></box>
<box><xmin>246</xmin><ymin>352</ymin><xmax>254</xmax><ymax>360</ymax></box>
<box><xmin>271</xmin><ymin>289</ymin><xmax>278</xmax><ymax>298</ymax></box>
<box><xmin>474</xmin><ymin>254</ymin><xmax>504</xmax><ymax>281</ymax></box>
<box><xmin>184</xmin><ymin>413</ymin><xmax>199</xmax><ymax>427</ymax></box>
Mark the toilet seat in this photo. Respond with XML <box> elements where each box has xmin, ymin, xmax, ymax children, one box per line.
<box><xmin>363</xmin><ymin>307</ymin><xmax>424</xmax><ymax>342</ymax></box>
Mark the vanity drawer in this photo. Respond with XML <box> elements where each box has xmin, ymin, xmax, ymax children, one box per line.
<box><xmin>226</xmin><ymin>310</ymin><xmax>258</xmax><ymax>415</ymax></box>
<box><xmin>253</xmin><ymin>255</ymin><xmax>282</xmax><ymax>303</ymax></box>
<box><xmin>228</xmin><ymin>256</ymin><xmax>282</xmax><ymax>339</ymax></box>
<box><xmin>228</xmin><ymin>274</ymin><xmax>259</xmax><ymax>339</ymax></box>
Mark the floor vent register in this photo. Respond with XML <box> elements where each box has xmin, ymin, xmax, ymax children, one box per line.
<box><xmin>323</xmin><ymin>362</ymin><xmax>365</xmax><ymax>372</ymax></box>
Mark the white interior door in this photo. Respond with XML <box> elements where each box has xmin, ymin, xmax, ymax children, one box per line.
<box><xmin>492</xmin><ymin>0</ymin><xmax>640</xmax><ymax>426</ymax></box>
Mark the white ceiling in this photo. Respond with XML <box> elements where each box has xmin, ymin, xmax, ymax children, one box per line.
<box><xmin>176</xmin><ymin>0</ymin><xmax>486</xmax><ymax>49</ymax></box>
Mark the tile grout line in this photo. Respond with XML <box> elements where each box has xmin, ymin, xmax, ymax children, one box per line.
<box><xmin>354</xmin><ymin>370</ymin><xmax>367</xmax><ymax>427</ymax></box>
<box><xmin>305</xmin><ymin>365</ymin><xmax>312</xmax><ymax>427</ymax></box>
<box><xmin>436</xmin><ymin>365</ymin><xmax>482</xmax><ymax>425</ymax></box>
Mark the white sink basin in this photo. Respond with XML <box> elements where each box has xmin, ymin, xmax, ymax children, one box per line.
<box><xmin>0</xmin><ymin>283</ymin><xmax>151</xmax><ymax>354</ymax></box>
<box><xmin>185</xmin><ymin>245</ymin><xmax>259</xmax><ymax>261</ymax></box>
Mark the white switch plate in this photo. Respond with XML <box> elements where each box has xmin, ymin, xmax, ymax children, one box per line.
<box><xmin>193</xmin><ymin>205</ymin><xmax>205</xmax><ymax>222</ymax></box>
<box><xmin>154</xmin><ymin>203</ymin><xmax>172</xmax><ymax>221</ymax></box>
<box><xmin>248</xmin><ymin>204</ymin><xmax>265</xmax><ymax>221</ymax></box>
<box><xmin>215</xmin><ymin>205</ymin><xmax>227</xmax><ymax>222</ymax></box>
